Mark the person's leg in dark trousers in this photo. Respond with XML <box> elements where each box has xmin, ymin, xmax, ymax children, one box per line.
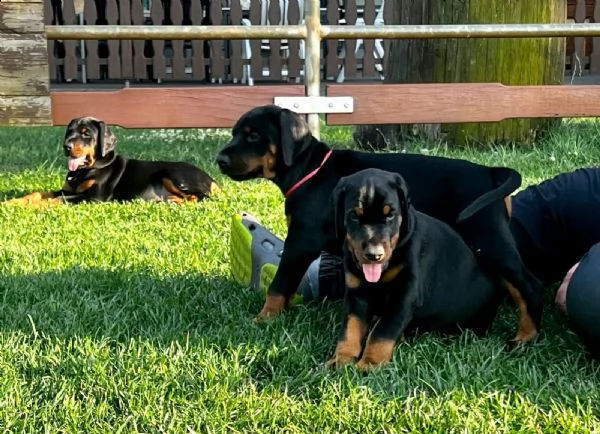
<box><xmin>563</xmin><ymin>242</ymin><xmax>600</xmax><ymax>359</ymax></box>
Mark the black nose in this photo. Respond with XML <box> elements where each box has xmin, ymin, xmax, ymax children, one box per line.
<box><xmin>216</xmin><ymin>153</ymin><xmax>231</xmax><ymax>167</ymax></box>
<box><xmin>364</xmin><ymin>252</ymin><xmax>383</xmax><ymax>262</ymax></box>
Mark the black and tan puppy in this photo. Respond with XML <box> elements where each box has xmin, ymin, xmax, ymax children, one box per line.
<box><xmin>4</xmin><ymin>116</ymin><xmax>218</xmax><ymax>206</ymax></box>
<box><xmin>327</xmin><ymin>169</ymin><xmax>503</xmax><ymax>370</ymax></box>
<box><xmin>216</xmin><ymin>104</ymin><xmax>542</xmax><ymax>346</ymax></box>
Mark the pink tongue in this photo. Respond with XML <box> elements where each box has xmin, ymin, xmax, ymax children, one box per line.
<box><xmin>68</xmin><ymin>157</ymin><xmax>85</xmax><ymax>171</ymax></box>
<box><xmin>362</xmin><ymin>264</ymin><xmax>383</xmax><ymax>283</ymax></box>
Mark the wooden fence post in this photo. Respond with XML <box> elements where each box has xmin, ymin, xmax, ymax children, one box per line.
<box><xmin>0</xmin><ymin>0</ymin><xmax>51</xmax><ymax>126</ymax></box>
<box><xmin>354</xmin><ymin>0</ymin><xmax>567</xmax><ymax>148</ymax></box>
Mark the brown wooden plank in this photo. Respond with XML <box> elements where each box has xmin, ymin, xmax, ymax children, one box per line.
<box><xmin>268</xmin><ymin>0</ymin><xmax>282</xmax><ymax>81</ymax></box>
<box><xmin>43</xmin><ymin>0</ymin><xmax>57</xmax><ymax>80</ymax></box>
<box><xmin>151</xmin><ymin>0</ymin><xmax>166</xmax><ymax>80</ymax></box>
<box><xmin>362</xmin><ymin>0</ymin><xmax>376</xmax><ymax>79</ymax></box>
<box><xmin>170</xmin><ymin>0</ymin><xmax>186</xmax><ymax>79</ymax></box>
<box><xmin>344</xmin><ymin>0</ymin><xmax>358</xmax><ymax>79</ymax></box>
<box><xmin>249</xmin><ymin>0</ymin><xmax>262</xmax><ymax>81</ymax></box>
<box><xmin>62</xmin><ymin>0</ymin><xmax>79</xmax><ymax>81</ymax></box>
<box><xmin>383</xmin><ymin>0</ymin><xmax>391</xmax><ymax>67</ymax></box>
<box><xmin>210</xmin><ymin>0</ymin><xmax>225</xmax><ymax>82</ymax></box>
<box><xmin>326</xmin><ymin>83</ymin><xmax>600</xmax><ymax>125</ymax></box>
<box><xmin>0</xmin><ymin>2</ymin><xmax>44</xmax><ymax>33</ymax></box>
<box><xmin>119</xmin><ymin>0</ymin><xmax>134</xmax><ymax>78</ymax></box>
<box><xmin>229</xmin><ymin>0</ymin><xmax>244</xmax><ymax>82</ymax></box>
<box><xmin>0</xmin><ymin>34</ymin><xmax>50</xmax><ymax>96</ymax></box>
<box><xmin>106</xmin><ymin>0</ymin><xmax>122</xmax><ymax>79</ymax></box>
<box><xmin>190</xmin><ymin>0</ymin><xmax>205</xmax><ymax>80</ymax></box>
<box><xmin>287</xmin><ymin>0</ymin><xmax>301</xmax><ymax>80</ymax></box>
<box><xmin>325</xmin><ymin>0</ymin><xmax>340</xmax><ymax>79</ymax></box>
<box><xmin>0</xmin><ymin>96</ymin><xmax>51</xmax><ymax>126</ymax></box>
<box><xmin>131</xmin><ymin>0</ymin><xmax>147</xmax><ymax>79</ymax></box>
<box><xmin>51</xmin><ymin>85</ymin><xmax>305</xmax><ymax>128</ymax></box>
<box><xmin>573</xmin><ymin>0</ymin><xmax>587</xmax><ymax>73</ymax></box>
<box><xmin>83</xmin><ymin>0</ymin><xmax>100</xmax><ymax>80</ymax></box>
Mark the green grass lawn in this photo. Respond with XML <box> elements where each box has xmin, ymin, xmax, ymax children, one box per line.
<box><xmin>0</xmin><ymin>120</ymin><xmax>600</xmax><ymax>432</ymax></box>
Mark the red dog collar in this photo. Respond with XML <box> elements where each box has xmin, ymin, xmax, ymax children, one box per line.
<box><xmin>285</xmin><ymin>150</ymin><xmax>333</xmax><ymax>198</ymax></box>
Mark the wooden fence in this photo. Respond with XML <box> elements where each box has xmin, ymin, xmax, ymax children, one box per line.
<box><xmin>43</xmin><ymin>0</ymin><xmax>600</xmax><ymax>86</ymax></box>
<box><xmin>45</xmin><ymin>0</ymin><xmax>388</xmax><ymax>84</ymax></box>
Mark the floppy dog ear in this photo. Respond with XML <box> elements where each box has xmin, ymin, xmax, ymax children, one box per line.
<box><xmin>95</xmin><ymin>120</ymin><xmax>116</xmax><ymax>157</ymax></box>
<box><xmin>393</xmin><ymin>174</ymin><xmax>415</xmax><ymax>245</ymax></box>
<box><xmin>393</xmin><ymin>174</ymin><xmax>410</xmax><ymax>218</ymax></box>
<box><xmin>279</xmin><ymin>108</ymin><xmax>311</xmax><ymax>167</ymax></box>
<box><xmin>331</xmin><ymin>178</ymin><xmax>348</xmax><ymax>241</ymax></box>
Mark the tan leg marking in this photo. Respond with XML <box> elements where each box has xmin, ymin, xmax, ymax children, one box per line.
<box><xmin>76</xmin><ymin>179</ymin><xmax>96</xmax><ymax>193</ymax></box>
<box><xmin>327</xmin><ymin>314</ymin><xmax>368</xmax><ymax>368</ymax></box>
<box><xmin>356</xmin><ymin>338</ymin><xmax>396</xmax><ymax>370</ymax></box>
<box><xmin>254</xmin><ymin>294</ymin><xmax>287</xmax><ymax>322</ymax></box>
<box><xmin>505</xmin><ymin>280</ymin><xmax>538</xmax><ymax>344</ymax></box>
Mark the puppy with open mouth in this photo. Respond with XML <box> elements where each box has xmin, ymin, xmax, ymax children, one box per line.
<box><xmin>328</xmin><ymin>168</ymin><xmax>504</xmax><ymax>370</ymax></box>
<box><xmin>3</xmin><ymin>116</ymin><xmax>219</xmax><ymax>206</ymax></box>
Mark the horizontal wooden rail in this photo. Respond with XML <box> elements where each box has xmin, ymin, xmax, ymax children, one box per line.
<box><xmin>326</xmin><ymin>83</ymin><xmax>600</xmax><ymax>125</ymax></box>
<box><xmin>49</xmin><ymin>83</ymin><xmax>600</xmax><ymax>129</ymax></box>
<box><xmin>50</xmin><ymin>86</ymin><xmax>305</xmax><ymax>128</ymax></box>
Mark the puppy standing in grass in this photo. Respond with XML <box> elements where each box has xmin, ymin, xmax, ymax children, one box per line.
<box><xmin>328</xmin><ymin>169</ymin><xmax>503</xmax><ymax>370</ymax></box>
<box><xmin>3</xmin><ymin>116</ymin><xmax>219</xmax><ymax>206</ymax></box>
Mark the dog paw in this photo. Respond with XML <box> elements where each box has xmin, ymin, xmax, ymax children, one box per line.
<box><xmin>325</xmin><ymin>353</ymin><xmax>355</xmax><ymax>369</ymax></box>
<box><xmin>253</xmin><ymin>294</ymin><xmax>287</xmax><ymax>323</ymax></box>
<box><xmin>355</xmin><ymin>357</ymin><xmax>387</xmax><ymax>371</ymax></box>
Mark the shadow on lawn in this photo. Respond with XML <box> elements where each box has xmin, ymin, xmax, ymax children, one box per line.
<box><xmin>0</xmin><ymin>266</ymin><xmax>338</xmax><ymax>349</ymax></box>
<box><xmin>0</xmin><ymin>266</ymin><xmax>598</xmax><ymax>408</ymax></box>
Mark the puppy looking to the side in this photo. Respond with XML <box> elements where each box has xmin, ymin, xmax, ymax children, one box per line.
<box><xmin>328</xmin><ymin>168</ymin><xmax>502</xmax><ymax>370</ymax></box>
<box><xmin>4</xmin><ymin>116</ymin><xmax>219</xmax><ymax>206</ymax></box>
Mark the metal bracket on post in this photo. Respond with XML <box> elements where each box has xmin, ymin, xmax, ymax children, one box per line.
<box><xmin>274</xmin><ymin>96</ymin><xmax>354</xmax><ymax>114</ymax></box>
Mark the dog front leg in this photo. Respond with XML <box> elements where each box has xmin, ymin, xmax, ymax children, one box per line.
<box><xmin>255</xmin><ymin>230</ymin><xmax>323</xmax><ymax>321</ymax></box>
<box><xmin>356</xmin><ymin>269</ymin><xmax>420</xmax><ymax>370</ymax></box>
<box><xmin>3</xmin><ymin>191</ymin><xmax>63</xmax><ymax>207</ymax></box>
<box><xmin>327</xmin><ymin>295</ymin><xmax>369</xmax><ymax>368</ymax></box>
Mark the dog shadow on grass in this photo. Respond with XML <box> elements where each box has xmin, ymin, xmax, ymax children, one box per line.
<box><xmin>0</xmin><ymin>267</ymin><xmax>598</xmax><ymax>411</ymax></box>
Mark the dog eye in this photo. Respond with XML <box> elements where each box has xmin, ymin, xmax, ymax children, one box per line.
<box><xmin>247</xmin><ymin>132</ymin><xmax>260</xmax><ymax>142</ymax></box>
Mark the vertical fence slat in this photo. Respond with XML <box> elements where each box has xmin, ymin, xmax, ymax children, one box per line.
<box><xmin>591</xmin><ymin>0</ymin><xmax>600</xmax><ymax>73</ymax></box>
<box><xmin>131</xmin><ymin>0</ymin><xmax>147</xmax><ymax>79</ymax></box>
<box><xmin>249</xmin><ymin>0</ymin><xmax>262</xmax><ymax>81</ymax></box>
<box><xmin>119</xmin><ymin>0</ymin><xmax>134</xmax><ymax>78</ymax></box>
<box><xmin>62</xmin><ymin>0</ymin><xmax>79</xmax><ymax>80</ymax></box>
<box><xmin>190</xmin><ymin>0</ymin><xmax>206</xmax><ymax>80</ymax></box>
<box><xmin>383</xmin><ymin>0</ymin><xmax>391</xmax><ymax>72</ymax></box>
<box><xmin>230</xmin><ymin>0</ymin><xmax>244</xmax><ymax>82</ymax></box>
<box><xmin>325</xmin><ymin>0</ymin><xmax>339</xmax><ymax>79</ymax></box>
<box><xmin>106</xmin><ymin>0</ymin><xmax>122</xmax><ymax>78</ymax></box>
<box><xmin>573</xmin><ymin>0</ymin><xmax>587</xmax><ymax>74</ymax></box>
<box><xmin>362</xmin><ymin>0</ymin><xmax>376</xmax><ymax>78</ymax></box>
<box><xmin>210</xmin><ymin>0</ymin><xmax>225</xmax><ymax>82</ymax></box>
<box><xmin>287</xmin><ymin>0</ymin><xmax>302</xmax><ymax>80</ymax></box>
<box><xmin>171</xmin><ymin>0</ymin><xmax>186</xmax><ymax>79</ymax></box>
<box><xmin>344</xmin><ymin>0</ymin><xmax>358</xmax><ymax>79</ymax></box>
<box><xmin>83</xmin><ymin>0</ymin><xmax>100</xmax><ymax>79</ymax></box>
<box><xmin>44</xmin><ymin>0</ymin><xmax>57</xmax><ymax>80</ymax></box>
<box><xmin>151</xmin><ymin>0</ymin><xmax>166</xmax><ymax>80</ymax></box>
<box><xmin>268</xmin><ymin>0</ymin><xmax>282</xmax><ymax>80</ymax></box>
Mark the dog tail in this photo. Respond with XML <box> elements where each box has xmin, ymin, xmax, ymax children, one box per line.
<box><xmin>457</xmin><ymin>167</ymin><xmax>522</xmax><ymax>223</ymax></box>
